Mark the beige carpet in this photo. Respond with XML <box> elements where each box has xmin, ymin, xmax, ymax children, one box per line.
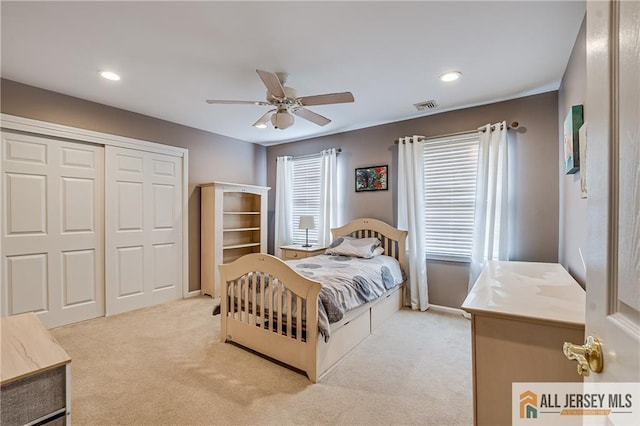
<box><xmin>51</xmin><ymin>297</ymin><xmax>473</xmax><ymax>425</ymax></box>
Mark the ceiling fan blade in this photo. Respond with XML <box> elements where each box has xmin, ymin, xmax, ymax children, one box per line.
<box><xmin>293</xmin><ymin>108</ymin><xmax>331</xmax><ymax>126</ymax></box>
<box><xmin>256</xmin><ymin>69</ymin><xmax>286</xmax><ymax>98</ymax></box>
<box><xmin>297</xmin><ymin>92</ymin><xmax>354</xmax><ymax>106</ymax></box>
<box><xmin>252</xmin><ymin>109</ymin><xmax>276</xmax><ymax>128</ymax></box>
<box><xmin>206</xmin><ymin>99</ymin><xmax>270</xmax><ymax>106</ymax></box>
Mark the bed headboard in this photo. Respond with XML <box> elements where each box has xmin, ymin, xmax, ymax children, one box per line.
<box><xmin>331</xmin><ymin>218</ymin><xmax>407</xmax><ymax>272</ymax></box>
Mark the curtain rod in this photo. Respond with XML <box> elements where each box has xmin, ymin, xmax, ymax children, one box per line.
<box><xmin>277</xmin><ymin>148</ymin><xmax>342</xmax><ymax>161</ymax></box>
<box><xmin>393</xmin><ymin>121</ymin><xmax>520</xmax><ymax>144</ymax></box>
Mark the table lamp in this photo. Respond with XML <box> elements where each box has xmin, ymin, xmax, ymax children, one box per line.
<box><xmin>298</xmin><ymin>215</ymin><xmax>315</xmax><ymax>247</ymax></box>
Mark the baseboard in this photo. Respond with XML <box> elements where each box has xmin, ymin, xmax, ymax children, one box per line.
<box><xmin>184</xmin><ymin>290</ymin><xmax>202</xmax><ymax>298</ymax></box>
<box><xmin>428</xmin><ymin>304</ymin><xmax>466</xmax><ymax>317</ymax></box>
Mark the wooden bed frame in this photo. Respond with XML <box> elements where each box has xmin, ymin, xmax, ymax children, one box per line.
<box><xmin>218</xmin><ymin>218</ymin><xmax>407</xmax><ymax>382</ymax></box>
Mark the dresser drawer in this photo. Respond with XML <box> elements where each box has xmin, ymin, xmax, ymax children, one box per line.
<box><xmin>283</xmin><ymin>250</ymin><xmax>304</xmax><ymax>260</ymax></box>
<box><xmin>0</xmin><ymin>366</ymin><xmax>66</xmax><ymax>425</ymax></box>
<box><xmin>280</xmin><ymin>246</ymin><xmax>326</xmax><ymax>261</ymax></box>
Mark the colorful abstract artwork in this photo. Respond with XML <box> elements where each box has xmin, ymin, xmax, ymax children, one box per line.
<box><xmin>355</xmin><ymin>165</ymin><xmax>388</xmax><ymax>192</ymax></box>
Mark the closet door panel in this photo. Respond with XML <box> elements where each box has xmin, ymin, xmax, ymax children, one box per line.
<box><xmin>54</xmin><ymin>139</ymin><xmax>104</xmax><ymax>327</ymax></box>
<box><xmin>152</xmin><ymin>243</ymin><xmax>176</xmax><ymax>290</ymax></box>
<box><xmin>147</xmin><ymin>153</ymin><xmax>182</xmax><ymax>303</ymax></box>
<box><xmin>5</xmin><ymin>173</ymin><xmax>47</xmax><ymax>235</ymax></box>
<box><xmin>5</xmin><ymin>253</ymin><xmax>48</xmax><ymax>313</ymax></box>
<box><xmin>106</xmin><ymin>147</ymin><xmax>146</xmax><ymax>313</ymax></box>
<box><xmin>3</xmin><ymin>137</ymin><xmax>47</xmax><ymax>164</ymax></box>
<box><xmin>61</xmin><ymin>249</ymin><xmax>96</xmax><ymax>306</ymax></box>
<box><xmin>117</xmin><ymin>181</ymin><xmax>144</xmax><ymax>232</ymax></box>
<box><xmin>61</xmin><ymin>177</ymin><xmax>95</xmax><ymax>232</ymax></box>
<box><xmin>153</xmin><ymin>184</ymin><xmax>175</xmax><ymax>229</ymax></box>
<box><xmin>105</xmin><ymin>147</ymin><xmax>182</xmax><ymax>315</ymax></box>
<box><xmin>1</xmin><ymin>132</ymin><xmax>104</xmax><ymax>327</ymax></box>
<box><xmin>116</xmin><ymin>245</ymin><xmax>145</xmax><ymax>297</ymax></box>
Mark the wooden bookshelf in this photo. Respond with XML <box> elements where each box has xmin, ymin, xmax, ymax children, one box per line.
<box><xmin>200</xmin><ymin>182</ymin><xmax>269</xmax><ymax>297</ymax></box>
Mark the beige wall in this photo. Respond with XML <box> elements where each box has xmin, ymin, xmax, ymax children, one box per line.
<box><xmin>2</xmin><ymin>76</ymin><xmax>570</xmax><ymax>308</ymax></box>
<box><xmin>558</xmin><ymin>17</ymin><xmax>587</xmax><ymax>287</ymax></box>
<box><xmin>267</xmin><ymin>91</ymin><xmax>560</xmax><ymax>308</ymax></box>
<box><xmin>0</xmin><ymin>79</ymin><xmax>267</xmax><ymax>292</ymax></box>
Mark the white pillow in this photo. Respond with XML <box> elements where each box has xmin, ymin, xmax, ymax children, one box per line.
<box><xmin>371</xmin><ymin>246</ymin><xmax>385</xmax><ymax>258</ymax></box>
<box><xmin>325</xmin><ymin>237</ymin><xmax>382</xmax><ymax>258</ymax></box>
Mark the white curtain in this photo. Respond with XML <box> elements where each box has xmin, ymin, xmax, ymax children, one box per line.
<box><xmin>274</xmin><ymin>156</ymin><xmax>293</xmax><ymax>258</ymax></box>
<box><xmin>318</xmin><ymin>148</ymin><xmax>338</xmax><ymax>246</ymax></box>
<box><xmin>397</xmin><ymin>136</ymin><xmax>429</xmax><ymax>311</ymax></box>
<box><xmin>468</xmin><ymin>122</ymin><xmax>509</xmax><ymax>291</ymax></box>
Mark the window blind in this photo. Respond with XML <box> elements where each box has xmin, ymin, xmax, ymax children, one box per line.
<box><xmin>423</xmin><ymin>133</ymin><xmax>479</xmax><ymax>260</ymax></box>
<box><xmin>291</xmin><ymin>155</ymin><xmax>321</xmax><ymax>244</ymax></box>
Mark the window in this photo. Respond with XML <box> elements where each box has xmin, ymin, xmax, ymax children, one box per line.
<box><xmin>291</xmin><ymin>155</ymin><xmax>321</xmax><ymax>245</ymax></box>
<box><xmin>423</xmin><ymin>133</ymin><xmax>479</xmax><ymax>261</ymax></box>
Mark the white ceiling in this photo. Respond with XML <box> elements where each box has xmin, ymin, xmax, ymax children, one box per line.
<box><xmin>1</xmin><ymin>1</ymin><xmax>585</xmax><ymax>146</ymax></box>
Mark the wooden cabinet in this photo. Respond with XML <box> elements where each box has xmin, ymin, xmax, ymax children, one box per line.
<box><xmin>461</xmin><ymin>261</ymin><xmax>585</xmax><ymax>426</ymax></box>
<box><xmin>280</xmin><ymin>245</ymin><xmax>327</xmax><ymax>261</ymax></box>
<box><xmin>200</xmin><ymin>182</ymin><xmax>269</xmax><ymax>297</ymax></box>
<box><xmin>1</xmin><ymin>313</ymin><xmax>71</xmax><ymax>425</ymax></box>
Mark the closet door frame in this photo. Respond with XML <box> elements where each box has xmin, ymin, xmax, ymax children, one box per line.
<box><xmin>0</xmin><ymin>113</ymin><xmax>191</xmax><ymax>300</ymax></box>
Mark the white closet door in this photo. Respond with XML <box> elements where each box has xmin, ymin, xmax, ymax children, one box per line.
<box><xmin>105</xmin><ymin>146</ymin><xmax>182</xmax><ymax>315</ymax></box>
<box><xmin>1</xmin><ymin>132</ymin><xmax>104</xmax><ymax>328</ymax></box>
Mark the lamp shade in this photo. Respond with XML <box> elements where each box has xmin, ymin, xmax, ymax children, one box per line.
<box><xmin>298</xmin><ymin>215</ymin><xmax>315</xmax><ymax>230</ymax></box>
<box><xmin>271</xmin><ymin>110</ymin><xmax>294</xmax><ymax>130</ymax></box>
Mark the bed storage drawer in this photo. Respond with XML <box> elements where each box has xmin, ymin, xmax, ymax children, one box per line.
<box><xmin>371</xmin><ymin>286</ymin><xmax>402</xmax><ymax>331</ymax></box>
<box><xmin>317</xmin><ymin>309</ymin><xmax>370</xmax><ymax>375</ymax></box>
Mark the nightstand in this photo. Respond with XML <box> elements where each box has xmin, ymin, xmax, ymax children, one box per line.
<box><xmin>1</xmin><ymin>313</ymin><xmax>72</xmax><ymax>425</ymax></box>
<box><xmin>280</xmin><ymin>245</ymin><xmax>327</xmax><ymax>261</ymax></box>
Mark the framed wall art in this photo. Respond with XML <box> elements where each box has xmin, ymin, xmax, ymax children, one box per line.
<box><xmin>563</xmin><ymin>104</ymin><xmax>583</xmax><ymax>174</ymax></box>
<box><xmin>355</xmin><ymin>165</ymin><xmax>388</xmax><ymax>192</ymax></box>
<box><xmin>579</xmin><ymin>122</ymin><xmax>588</xmax><ymax>198</ymax></box>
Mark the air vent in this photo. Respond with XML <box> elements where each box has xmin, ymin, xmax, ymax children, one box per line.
<box><xmin>414</xmin><ymin>100</ymin><xmax>438</xmax><ymax>111</ymax></box>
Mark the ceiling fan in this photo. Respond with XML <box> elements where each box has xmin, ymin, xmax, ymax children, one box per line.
<box><xmin>206</xmin><ymin>70</ymin><xmax>355</xmax><ymax>130</ymax></box>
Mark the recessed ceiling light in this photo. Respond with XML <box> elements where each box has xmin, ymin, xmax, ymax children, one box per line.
<box><xmin>98</xmin><ymin>70</ymin><xmax>121</xmax><ymax>81</ymax></box>
<box><xmin>439</xmin><ymin>71</ymin><xmax>461</xmax><ymax>82</ymax></box>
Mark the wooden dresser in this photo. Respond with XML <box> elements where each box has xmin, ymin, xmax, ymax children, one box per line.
<box><xmin>461</xmin><ymin>261</ymin><xmax>585</xmax><ymax>426</ymax></box>
<box><xmin>1</xmin><ymin>313</ymin><xmax>71</xmax><ymax>425</ymax></box>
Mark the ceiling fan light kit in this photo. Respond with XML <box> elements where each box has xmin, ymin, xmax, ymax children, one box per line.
<box><xmin>271</xmin><ymin>109</ymin><xmax>295</xmax><ymax>130</ymax></box>
<box><xmin>206</xmin><ymin>69</ymin><xmax>355</xmax><ymax>130</ymax></box>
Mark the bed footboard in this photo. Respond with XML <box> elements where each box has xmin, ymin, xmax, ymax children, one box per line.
<box><xmin>218</xmin><ymin>253</ymin><xmax>322</xmax><ymax>382</ymax></box>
